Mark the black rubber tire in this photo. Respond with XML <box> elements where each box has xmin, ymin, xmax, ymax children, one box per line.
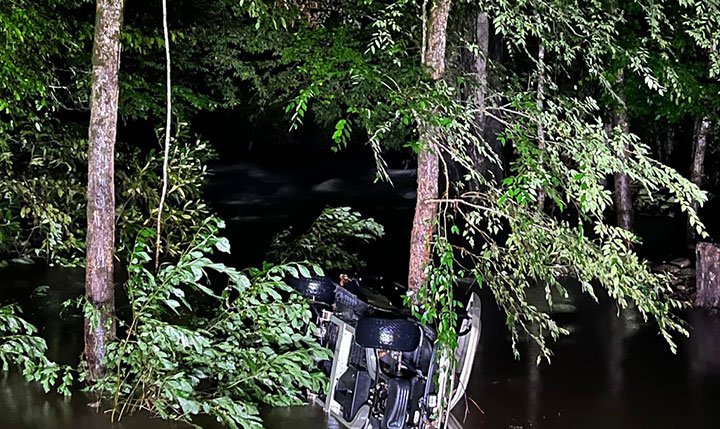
<box><xmin>355</xmin><ymin>317</ymin><xmax>421</xmax><ymax>352</ymax></box>
<box><xmin>285</xmin><ymin>276</ymin><xmax>337</xmax><ymax>305</ymax></box>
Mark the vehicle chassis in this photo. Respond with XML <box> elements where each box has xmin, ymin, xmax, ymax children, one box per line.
<box><xmin>311</xmin><ymin>292</ymin><xmax>482</xmax><ymax>429</ymax></box>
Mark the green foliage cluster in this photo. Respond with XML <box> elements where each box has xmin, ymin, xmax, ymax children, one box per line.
<box><xmin>2</xmin><ymin>0</ymin><xmax>720</xmax><ymax>417</ymax></box>
<box><xmin>273</xmin><ymin>0</ymin><xmax>717</xmax><ymax>361</ymax></box>
<box><xmin>0</xmin><ymin>0</ymin><xmax>248</xmax><ymax>264</ymax></box>
<box><xmin>116</xmin><ymin>124</ymin><xmax>216</xmax><ymax>259</ymax></box>
<box><xmin>268</xmin><ymin>206</ymin><xmax>385</xmax><ymax>272</ymax></box>
<box><xmin>0</xmin><ymin>304</ymin><xmax>73</xmax><ymax>396</ymax></box>
<box><xmin>0</xmin><ymin>122</ymin><xmax>215</xmax><ymax>264</ymax></box>
<box><xmin>0</xmin><ymin>0</ymin><xmax>89</xmax><ymax>262</ymax></box>
<box><xmin>94</xmin><ymin>218</ymin><xmax>328</xmax><ymax>429</ymax></box>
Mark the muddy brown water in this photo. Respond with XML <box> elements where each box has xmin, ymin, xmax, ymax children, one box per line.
<box><xmin>3</xmin><ymin>264</ymin><xmax>720</xmax><ymax>429</ymax></box>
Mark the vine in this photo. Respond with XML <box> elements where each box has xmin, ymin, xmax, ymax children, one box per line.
<box><xmin>155</xmin><ymin>0</ymin><xmax>173</xmax><ymax>268</ymax></box>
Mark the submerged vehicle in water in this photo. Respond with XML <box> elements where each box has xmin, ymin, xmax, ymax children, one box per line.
<box><xmin>286</xmin><ymin>275</ymin><xmax>482</xmax><ymax>429</ymax></box>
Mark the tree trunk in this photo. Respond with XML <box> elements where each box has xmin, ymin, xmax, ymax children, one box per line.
<box><xmin>85</xmin><ymin>0</ymin><xmax>123</xmax><ymax>380</ymax></box>
<box><xmin>471</xmin><ymin>13</ymin><xmax>488</xmax><ymax>127</ymax></box>
<box><xmin>614</xmin><ymin>168</ymin><xmax>633</xmax><ymax>231</ymax></box>
<box><xmin>696</xmin><ymin>242</ymin><xmax>720</xmax><ymax>308</ymax></box>
<box><xmin>612</xmin><ymin>73</ymin><xmax>633</xmax><ymax>232</ymax></box>
<box><xmin>468</xmin><ymin>13</ymin><xmax>493</xmax><ymax>181</ymax></box>
<box><xmin>408</xmin><ymin>0</ymin><xmax>451</xmax><ymax>292</ymax></box>
<box><xmin>536</xmin><ymin>42</ymin><xmax>546</xmax><ymax>210</ymax></box>
<box><xmin>659</xmin><ymin>125</ymin><xmax>676</xmax><ymax>165</ymax></box>
<box><xmin>688</xmin><ymin>116</ymin><xmax>710</xmax><ymax>244</ymax></box>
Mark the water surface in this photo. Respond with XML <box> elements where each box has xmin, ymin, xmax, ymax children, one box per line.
<box><xmin>3</xmin><ymin>161</ymin><xmax>720</xmax><ymax>428</ymax></box>
<box><xmin>3</xmin><ymin>265</ymin><xmax>720</xmax><ymax>428</ymax></box>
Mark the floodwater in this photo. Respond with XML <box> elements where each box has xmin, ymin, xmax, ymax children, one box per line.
<box><xmin>2</xmin><ymin>161</ymin><xmax>720</xmax><ymax>428</ymax></box>
<box><xmin>4</xmin><ymin>265</ymin><xmax>720</xmax><ymax>429</ymax></box>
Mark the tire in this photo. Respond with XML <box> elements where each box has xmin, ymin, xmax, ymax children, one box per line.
<box><xmin>355</xmin><ymin>317</ymin><xmax>421</xmax><ymax>352</ymax></box>
<box><xmin>285</xmin><ymin>276</ymin><xmax>337</xmax><ymax>305</ymax></box>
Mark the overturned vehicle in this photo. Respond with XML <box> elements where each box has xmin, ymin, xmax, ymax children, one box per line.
<box><xmin>287</xmin><ymin>275</ymin><xmax>482</xmax><ymax>429</ymax></box>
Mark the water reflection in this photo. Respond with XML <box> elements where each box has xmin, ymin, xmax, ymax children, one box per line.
<box><xmin>605</xmin><ymin>306</ymin><xmax>625</xmax><ymax>401</ymax></box>
<box><xmin>526</xmin><ymin>336</ymin><xmax>541</xmax><ymax>428</ymax></box>
<box><xmin>689</xmin><ymin>309</ymin><xmax>720</xmax><ymax>376</ymax></box>
<box><xmin>4</xmin><ymin>267</ymin><xmax>720</xmax><ymax>428</ymax></box>
<box><xmin>0</xmin><ymin>371</ymin><xmax>190</xmax><ymax>429</ymax></box>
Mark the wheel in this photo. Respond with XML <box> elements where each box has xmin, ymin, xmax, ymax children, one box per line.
<box><xmin>355</xmin><ymin>317</ymin><xmax>420</xmax><ymax>352</ymax></box>
<box><xmin>285</xmin><ymin>276</ymin><xmax>337</xmax><ymax>305</ymax></box>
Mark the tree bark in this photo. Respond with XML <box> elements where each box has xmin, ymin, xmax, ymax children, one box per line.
<box><xmin>696</xmin><ymin>242</ymin><xmax>720</xmax><ymax>308</ymax></box>
<box><xmin>408</xmin><ymin>0</ymin><xmax>451</xmax><ymax>292</ymax></box>
<box><xmin>659</xmin><ymin>125</ymin><xmax>676</xmax><ymax>165</ymax></box>
<box><xmin>85</xmin><ymin>0</ymin><xmax>123</xmax><ymax>380</ymax></box>
<box><xmin>469</xmin><ymin>13</ymin><xmax>493</xmax><ymax>181</ymax></box>
<box><xmin>690</xmin><ymin>117</ymin><xmax>710</xmax><ymax>189</ymax></box>
<box><xmin>471</xmin><ymin>13</ymin><xmax>488</xmax><ymax>127</ymax></box>
<box><xmin>612</xmin><ymin>73</ymin><xmax>633</xmax><ymax>232</ymax></box>
<box><xmin>536</xmin><ymin>42</ymin><xmax>546</xmax><ymax>210</ymax></box>
<box><xmin>688</xmin><ymin>116</ymin><xmax>710</xmax><ymax>244</ymax></box>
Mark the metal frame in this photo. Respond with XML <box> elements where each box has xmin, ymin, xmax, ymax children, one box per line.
<box><xmin>449</xmin><ymin>292</ymin><xmax>482</xmax><ymax>411</ymax></box>
<box><xmin>315</xmin><ymin>315</ymin><xmax>372</xmax><ymax>428</ymax></box>
<box><xmin>316</xmin><ymin>293</ymin><xmax>482</xmax><ymax>429</ymax></box>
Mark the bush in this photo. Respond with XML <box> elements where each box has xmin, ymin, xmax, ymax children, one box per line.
<box><xmin>268</xmin><ymin>206</ymin><xmax>384</xmax><ymax>272</ymax></box>
<box><xmin>95</xmin><ymin>217</ymin><xmax>329</xmax><ymax>429</ymax></box>
<box><xmin>0</xmin><ymin>304</ymin><xmax>73</xmax><ymax>395</ymax></box>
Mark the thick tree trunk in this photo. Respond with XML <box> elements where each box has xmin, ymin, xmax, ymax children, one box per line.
<box><xmin>689</xmin><ymin>309</ymin><xmax>720</xmax><ymax>374</ymax></box>
<box><xmin>408</xmin><ymin>0</ymin><xmax>451</xmax><ymax>292</ymax></box>
<box><xmin>696</xmin><ymin>242</ymin><xmax>720</xmax><ymax>308</ymax></box>
<box><xmin>612</xmin><ymin>73</ymin><xmax>633</xmax><ymax>232</ymax></box>
<box><xmin>85</xmin><ymin>0</ymin><xmax>123</xmax><ymax>380</ymax></box>
<box><xmin>688</xmin><ymin>116</ymin><xmax>710</xmax><ymax>244</ymax></box>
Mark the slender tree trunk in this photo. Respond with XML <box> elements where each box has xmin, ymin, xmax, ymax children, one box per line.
<box><xmin>612</xmin><ymin>73</ymin><xmax>633</xmax><ymax>232</ymax></box>
<box><xmin>469</xmin><ymin>13</ymin><xmax>492</xmax><ymax>181</ymax></box>
<box><xmin>690</xmin><ymin>118</ymin><xmax>710</xmax><ymax>195</ymax></box>
<box><xmin>526</xmin><ymin>327</ymin><xmax>542</xmax><ymax>428</ymax></box>
<box><xmin>664</xmin><ymin>126</ymin><xmax>676</xmax><ymax>164</ymax></box>
<box><xmin>536</xmin><ymin>42</ymin><xmax>546</xmax><ymax>210</ymax></box>
<box><xmin>659</xmin><ymin>125</ymin><xmax>675</xmax><ymax>165</ymax></box>
<box><xmin>408</xmin><ymin>0</ymin><xmax>451</xmax><ymax>292</ymax></box>
<box><xmin>614</xmin><ymin>165</ymin><xmax>633</xmax><ymax>231</ymax></box>
<box><xmin>695</xmin><ymin>242</ymin><xmax>720</xmax><ymax>308</ymax></box>
<box><xmin>85</xmin><ymin>0</ymin><xmax>123</xmax><ymax>380</ymax></box>
<box><xmin>688</xmin><ymin>116</ymin><xmax>710</xmax><ymax>244</ymax></box>
<box><xmin>471</xmin><ymin>13</ymin><xmax>488</xmax><ymax>129</ymax></box>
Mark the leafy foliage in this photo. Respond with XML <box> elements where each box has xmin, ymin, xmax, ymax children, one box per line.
<box><xmin>116</xmin><ymin>124</ymin><xmax>216</xmax><ymax>259</ymax></box>
<box><xmin>275</xmin><ymin>0</ymin><xmax>715</xmax><ymax>363</ymax></box>
<box><xmin>3</xmin><ymin>1</ymin><xmax>720</xmax><ymax>417</ymax></box>
<box><xmin>268</xmin><ymin>207</ymin><xmax>385</xmax><ymax>272</ymax></box>
<box><xmin>0</xmin><ymin>0</ymin><xmax>90</xmax><ymax>263</ymax></box>
<box><xmin>0</xmin><ymin>304</ymin><xmax>73</xmax><ymax>396</ymax></box>
<box><xmin>408</xmin><ymin>81</ymin><xmax>707</xmax><ymax>361</ymax></box>
<box><xmin>94</xmin><ymin>218</ymin><xmax>328</xmax><ymax>428</ymax></box>
<box><xmin>0</xmin><ymin>0</ymin><xmax>242</xmax><ymax>264</ymax></box>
